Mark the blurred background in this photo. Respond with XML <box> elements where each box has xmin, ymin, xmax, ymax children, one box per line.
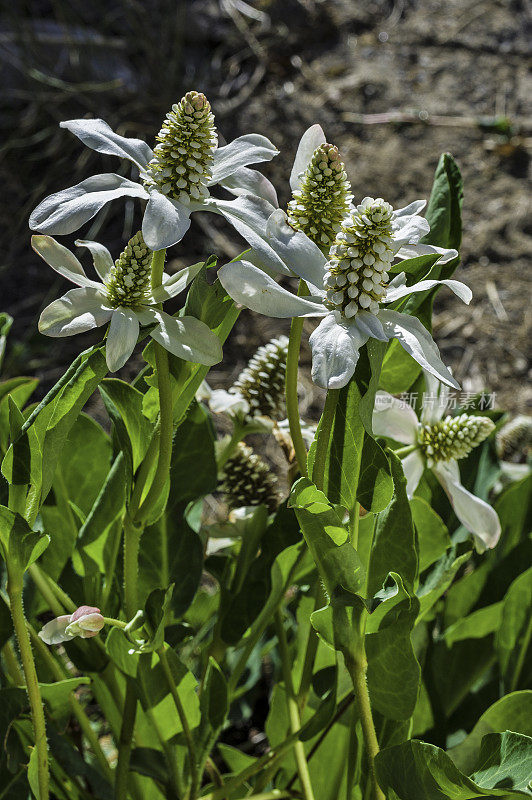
<box><xmin>1</xmin><ymin>0</ymin><xmax>530</xmax><ymax>416</ymax></box>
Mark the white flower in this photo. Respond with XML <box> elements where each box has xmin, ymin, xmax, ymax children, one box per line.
<box><xmin>29</xmin><ymin>91</ymin><xmax>279</xmax><ymax>251</ymax></box>
<box><xmin>217</xmin><ymin>203</ymin><xmax>469</xmax><ymax>390</ymax></box>
<box><xmin>39</xmin><ymin>605</ymin><xmax>105</xmax><ymax>645</ymax></box>
<box><xmin>373</xmin><ymin>373</ymin><xmax>501</xmax><ymax>551</ymax></box>
<box><xmin>33</xmin><ymin>233</ymin><xmax>223</xmax><ymax>372</ymax></box>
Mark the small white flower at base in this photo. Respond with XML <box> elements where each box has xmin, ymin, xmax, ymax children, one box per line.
<box><xmin>372</xmin><ymin>372</ymin><xmax>501</xmax><ymax>552</ymax></box>
<box><xmin>39</xmin><ymin>606</ymin><xmax>105</xmax><ymax>645</ymax></box>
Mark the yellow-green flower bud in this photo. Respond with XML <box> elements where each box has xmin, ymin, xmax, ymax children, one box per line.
<box><xmin>419</xmin><ymin>414</ymin><xmax>495</xmax><ymax>466</ymax></box>
<box><xmin>220</xmin><ymin>443</ymin><xmax>278</xmax><ymax>512</ymax></box>
<box><xmin>323</xmin><ymin>197</ymin><xmax>394</xmax><ymax>319</ymax></box>
<box><xmin>287</xmin><ymin>143</ymin><xmax>352</xmax><ymax>249</ymax></box>
<box><xmin>144</xmin><ymin>91</ymin><xmax>217</xmax><ymax>203</ymax></box>
<box><xmin>232</xmin><ymin>335</ymin><xmax>289</xmax><ymax>420</ymax></box>
<box><xmin>105</xmin><ymin>231</ymin><xmax>152</xmax><ymax>308</ymax></box>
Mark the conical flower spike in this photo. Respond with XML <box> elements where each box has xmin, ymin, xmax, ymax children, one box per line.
<box><xmin>105</xmin><ymin>231</ymin><xmax>152</xmax><ymax>308</ymax></box>
<box><xmin>323</xmin><ymin>197</ymin><xmax>395</xmax><ymax>318</ymax></box>
<box><xmin>419</xmin><ymin>414</ymin><xmax>495</xmax><ymax>467</ymax></box>
<box><xmin>231</xmin><ymin>335</ymin><xmax>289</xmax><ymax>420</ymax></box>
<box><xmin>221</xmin><ymin>443</ymin><xmax>278</xmax><ymax>512</ymax></box>
<box><xmin>144</xmin><ymin>91</ymin><xmax>218</xmax><ymax>203</ymax></box>
<box><xmin>287</xmin><ymin>143</ymin><xmax>352</xmax><ymax>249</ymax></box>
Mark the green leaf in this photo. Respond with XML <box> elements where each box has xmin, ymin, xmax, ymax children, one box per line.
<box><xmin>291</xmin><ymin>478</ymin><xmax>367</xmax><ymax>658</ymax></box>
<box><xmin>494</xmin><ymin>474</ymin><xmax>532</xmax><ymax>555</ymax></box>
<box><xmin>443</xmin><ymin>602</ymin><xmax>503</xmax><ymax>647</ymax></box>
<box><xmin>366</xmin><ymin>574</ymin><xmax>421</xmax><ymax>720</ymax></box>
<box><xmin>366</xmin><ymin>451</ymin><xmax>418</xmax><ymax>598</ymax></box>
<box><xmin>40</xmin><ymin>678</ymin><xmax>90</xmax><ymax>723</ymax></box>
<box><xmin>376</xmin><ymin>733</ymin><xmax>532</xmax><ymax>800</ymax></box>
<box><xmin>28</xmin><ymin>745</ymin><xmax>40</xmax><ymax>800</ymax></box>
<box><xmin>388</xmin><ymin>252</ymin><xmax>442</xmax><ymax>278</ymax></box>
<box><xmin>139</xmin><ymin>520</ymin><xmax>203</xmax><ymax>619</ymax></box>
<box><xmin>290</xmin><ymin>478</ymin><xmax>365</xmax><ymax>599</ymax></box>
<box><xmin>448</xmin><ymin>691</ymin><xmax>532</xmax><ymax>774</ymax></box>
<box><xmin>74</xmin><ymin>454</ymin><xmax>127</xmax><ymax>575</ymax></box>
<box><xmin>417</xmin><ymin>547</ymin><xmax>472</xmax><ymax>622</ymax></box>
<box><xmin>99</xmin><ymin>378</ymin><xmax>154</xmax><ymax>474</ymax></box>
<box><xmin>184</xmin><ymin>259</ymin><xmax>231</xmax><ymax>329</ymax></box>
<box><xmin>411</xmin><ymin>497</ymin><xmax>451</xmax><ymax>572</ymax></box>
<box><xmin>2</xmin><ymin>346</ymin><xmax>107</xmax><ymax>505</ymax></box>
<box><xmin>309</xmin><ymin>343</ymin><xmax>390</xmax><ymax>512</ymax></box>
<box><xmin>496</xmin><ymin>568</ymin><xmax>532</xmax><ymax>681</ymax></box>
<box><xmin>130</xmin><ymin>748</ymin><xmax>169</xmax><ymax>786</ymax></box>
<box><xmin>422</xmin><ymin>152</ymin><xmax>463</xmax><ymax>252</ymax></box>
<box><xmin>168</xmin><ymin>400</ymin><xmax>217</xmax><ymax>509</ymax></box>
<box><xmin>141</xmin><ymin>585</ymin><xmax>174</xmax><ymax>652</ymax></box>
<box><xmin>201</xmin><ymin>658</ymin><xmax>228</xmax><ymax>731</ymax></box>
<box><xmin>470</xmin><ymin>731</ymin><xmax>532</xmax><ymax>793</ymax></box>
<box><xmin>379</xmin><ymin>340</ymin><xmax>423</xmax><ymax>395</ymax></box>
<box><xmin>105</xmin><ymin>628</ymin><xmax>140</xmax><ymax>678</ymax></box>
<box><xmin>0</xmin><ymin>505</ymin><xmax>49</xmax><ymax>576</ymax></box>
<box><xmin>0</xmin><ymin>377</ymin><xmax>38</xmax><ymax>452</ymax></box>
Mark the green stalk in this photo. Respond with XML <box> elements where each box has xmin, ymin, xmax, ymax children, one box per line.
<box><xmin>344</xmin><ymin>652</ymin><xmax>385</xmax><ymax>800</ymax></box>
<box><xmin>274</xmin><ymin>610</ymin><xmax>315</xmax><ymax>800</ymax></box>
<box><xmin>137</xmin><ymin>249</ymin><xmax>174</xmax><ymax>524</ymax></box>
<box><xmin>393</xmin><ymin>444</ymin><xmax>417</xmax><ymax>458</ymax></box>
<box><xmin>7</xmin><ymin>579</ymin><xmax>49</xmax><ymax>800</ymax></box>
<box><xmin>285</xmin><ymin>281</ymin><xmax>310</xmax><ymax>477</ymax></box>
<box><xmin>198</xmin><ymin>731</ymin><xmax>300</xmax><ymax>800</ymax></box>
<box><xmin>158</xmin><ymin>647</ymin><xmax>198</xmax><ymax>798</ymax></box>
<box><xmin>114</xmin><ymin>679</ymin><xmax>138</xmax><ymax>800</ymax></box>
<box><xmin>29</xmin><ymin>624</ymin><xmax>113</xmax><ymax>783</ymax></box>
<box><xmin>350</xmin><ymin>501</ymin><xmax>361</xmax><ymax>548</ymax></box>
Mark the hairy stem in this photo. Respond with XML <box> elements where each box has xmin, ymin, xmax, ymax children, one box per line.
<box><xmin>274</xmin><ymin>610</ymin><xmax>315</xmax><ymax>800</ymax></box>
<box><xmin>114</xmin><ymin>679</ymin><xmax>138</xmax><ymax>800</ymax></box>
<box><xmin>345</xmin><ymin>653</ymin><xmax>385</xmax><ymax>800</ymax></box>
<box><xmin>285</xmin><ymin>281</ymin><xmax>310</xmax><ymax>477</ymax></box>
<box><xmin>8</xmin><ymin>582</ymin><xmax>49</xmax><ymax>800</ymax></box>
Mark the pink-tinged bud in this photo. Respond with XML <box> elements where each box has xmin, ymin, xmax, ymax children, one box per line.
<box><xmin>39</xmin><ymin>606</ymin><xmax>105</xmax><ymax>645</ymax></box>
<box><xmin>66</xmin><ymin>606</ymin><xmax>105</xmax><ymax>639</ymax></box>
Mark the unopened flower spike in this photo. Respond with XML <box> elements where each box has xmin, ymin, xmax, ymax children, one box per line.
<box><xmin>206</xmin><ymin>335</ymin><xmax>289</xmax><ymax>424</ymax></box>
<box><xmin>33</xmin><ymin>233</ymin><xmax>222</xmax><ymax>372</ymax></box>
<box><xmin>287</xmin><ymin>143</ymin><xmax>352</xmax><ymax>249</ymax></box>
<box><xmin>221</xmin><ymin>442</ymin><xmax>279</xmax><ymax>513</ymax></box>
<box><xmin>373</xmin><ymin>371</ymin><xmax>501</xmax><ymax>552</ymax></box>
<box><xmin>29</xmin><ymin>91</ymin><xmax>279</xmax><ymax>251</ymax></box>
<box><xmin>218</xmin><ymin>196</ymin><xmax>470</xmax><ymax>391</ymax></box>
<box><xmin>39</xmin><ymin>606</ymin><xmax>105</xmax><ymax>645</ymax></box>
<box><xmin>496</xmin><ymin>415</ymin><xmax>532</xmax><ymax>462</ymax></box>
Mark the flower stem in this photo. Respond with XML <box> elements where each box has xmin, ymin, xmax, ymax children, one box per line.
<box><xmin>344</xmin><ymin>652</ymin><xmax>385</xmax><ymax>800</ymax></box>
<box><xmin>274</xmin><ymin>610</ymin><xmax>315</xmax><ymax>800</ymax></box>
<box><xmin>285</xmin><ymin>281</ymin><xmax>310</xmax><ymax>478</ymax></box>
<box><xmin>511</xmin><ymin>613</ymin><xmax>532</xmax><ymax>692</ymax></box>
<box><xmin>158</xmin><ymin>647</ymin><xmax>198</xmax><ymax>798</ymax></box>
<box><xmin>114</xmin><ymin>679</ymin><xmax>138</xmax><ymax>800</ymax></box>
<box><xmin>393</xmin><ymin>444</ymin><xmax>417</xmax><ymax>458</ymax></box>
<box><xmin>8</xmin><ymin>580</ymin><xmax>49</xmax><ymax>800</ymax></box>
<box><xmin>137</xmin><ymin>249</ymin><xmax>174</xmax><ymax>524</ymax></box>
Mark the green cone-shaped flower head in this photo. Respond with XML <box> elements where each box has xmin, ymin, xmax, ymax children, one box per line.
<box><xmin>323</xmin><ymin>197</ymin><xmax>394</xmax><ymax>319</ymax></box>
<box><xmin>144</xmin><ymin>91</ymin><xmax>218</xmax><ymax>203</ymax></box>
<box><xmin>287</xmin><ymin>143</ymin><xmax>352</xmax><ymax>249</ymax></box>
<box><xmin>221</xmin><ymin>443</ymin><xmax>278</xmax><ymax>512</ymax></box>
<box><xmin>105</xmin><ymin>231</ymin><xmax>152</xmax><ymax>308</ymax></box>
<box><xmin>419</xmin><ymin>413</ymin><xmax>495</xmax><ymax>466</ymax></box>
<box><xmin>232</xmin><ymin>335</ymin><xmax>289</xmax><ymax>419</ymax></box>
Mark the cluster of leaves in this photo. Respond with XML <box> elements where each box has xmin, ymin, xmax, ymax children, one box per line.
<box><xmin>0</xmin><ymin>157</ymin><xmax>529</xmax><ymax>800</ymax></box>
